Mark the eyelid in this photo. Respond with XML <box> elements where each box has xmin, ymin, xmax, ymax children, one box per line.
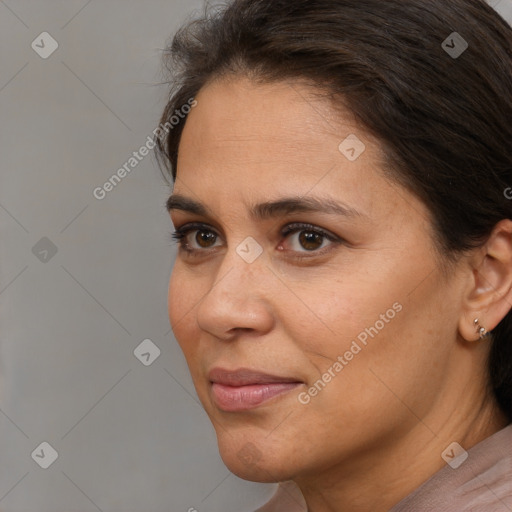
<box><xmin>172</xmin><ymin>222</ymin><xmax>222</xmax><ymax>242</ymax></box>
<box><xmin>281</xmin><ymin>222</ymin><xmax>339</xmax><ymax>240</ymax></box>
<box><xmin>172</xmin><ymin>221</ymin><xmax>339</xmax><ymax>239</ymax></box>
<box><xmin>171</xmin><ymin>222</ymin><xmax>221</xmax><ymax>254</ymax></box>
<box><xmin>171</xmin><ymin>221</ymin><xmax>343</xmax><ymax>258</ymax></box>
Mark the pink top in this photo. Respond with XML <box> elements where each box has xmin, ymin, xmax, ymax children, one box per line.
<box><xmin>254</xmin><ymin>423</ymin><xmax>512</xmax><ymax>512</ymax></box>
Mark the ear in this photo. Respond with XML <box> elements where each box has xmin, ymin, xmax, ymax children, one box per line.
<box><xmin>459</xmin><ymin>219</ymin><xmax>512</xmax><ymax>342</ymax></box>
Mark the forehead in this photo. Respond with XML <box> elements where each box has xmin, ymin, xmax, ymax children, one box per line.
<box><xmin>173</xmin><ymin>75</ymin><xmax>418</xmax><ymax>225</ymax></box>
<box><xmin>179</xmin><ymin>78</ymin><xmax>377</xmax><ymax>178</ymax></box>
<box><xmin>180</xmin><ymin>76</ymin><xmax>363</xmax><ymax>156</ymax></box>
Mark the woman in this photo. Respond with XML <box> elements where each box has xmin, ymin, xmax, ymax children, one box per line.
<box><xmin>156</xmin><ymin>0</ymin><xmax>512</xmax><ymax>510</ymax></box>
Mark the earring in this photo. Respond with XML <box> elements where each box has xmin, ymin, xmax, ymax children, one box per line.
<box><xmin>473</xmin><ymin>318</ymin><xmax>488</xmax><ymax>339</ymax></box>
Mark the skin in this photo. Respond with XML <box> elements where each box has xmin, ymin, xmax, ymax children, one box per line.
<box><xmin>166</xmin><ymin>75</ymin><xmax>512</xmax><ymax>512</ymax></box>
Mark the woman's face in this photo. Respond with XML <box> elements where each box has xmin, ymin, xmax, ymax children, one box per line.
<box><xmin>167</xmin><ymin>76</ymin><xmax>468</xmax><ymax>482</ymax></box>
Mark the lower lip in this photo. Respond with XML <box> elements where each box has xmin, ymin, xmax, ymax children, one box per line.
<box><xmin>211</xmin><ymin>382</ymin><xmax>301</xmax><ymax>411</ymax></box>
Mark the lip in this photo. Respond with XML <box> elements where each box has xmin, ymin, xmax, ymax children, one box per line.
<box><xmin>208</xmin><ymin>367</ymin><xmax>303</xmax><ymax>412</ymax></box>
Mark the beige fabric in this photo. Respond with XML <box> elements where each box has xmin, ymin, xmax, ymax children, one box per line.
<box><xmin>254</xmin><ymin>423</ymin><xmax>512</xmax><ymax>512</ymax></box>
<box><xmin>389</xmin><ymin>423</ymin><xmax>512</xmax><ymax>512</ymax></box>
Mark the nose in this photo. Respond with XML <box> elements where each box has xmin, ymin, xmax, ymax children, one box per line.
<box><xmin>195</xmin><ymin>249</ymin><xmax>275</xmax><ymax>341</ymax></box>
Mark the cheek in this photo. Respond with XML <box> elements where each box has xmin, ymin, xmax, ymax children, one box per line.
<box><xmin>168</xmin><ymin>266</ymin><xmax>199</xmax><ymax>350</ymax></box>
<box><xmin>308</xmin><ymin>275</ymin><xmax>452</xmax><ymax>425</ymax></box>
<box><xmin>286</xmin><ymin>267</ymin><xmax>435</xmax><ymax>397</ymax></box>
<box><xmin>167</xmin><ymin>268</ymin><xmax>181</xmax><ymax>329</ymax></box>
<box><xmin>280</xmin><ymin>271</ymin><xmax>394</xmax><ymax>360</ymax></box>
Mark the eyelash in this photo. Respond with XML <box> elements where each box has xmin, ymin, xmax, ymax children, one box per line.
<box><xmin>169</xmin><ymin>222</ymin><xmax>342</xmax><ymax>261</ymax></box>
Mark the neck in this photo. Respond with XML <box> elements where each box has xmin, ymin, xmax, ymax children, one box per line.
<box><xmin>295</xmin><ymin>399</ymin><xmax>508</xmax><ymax>512</ymax></box>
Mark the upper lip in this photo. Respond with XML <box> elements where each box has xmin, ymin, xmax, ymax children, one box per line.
<box><xmin>208</xmin><ymin>367</ymin><xmax>303</xmax><ymax>386</ymax></box>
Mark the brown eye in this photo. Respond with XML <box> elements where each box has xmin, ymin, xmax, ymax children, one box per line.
<box><xmin>171</xmin><ymin>224</ymin><xmax>221</xmax><ymax>254</ymax></box>
<box><xmin>171</xmin><ymin>221</ymin><xmax>342</xmax><ymax>259</ymax></box>
<box><xmin>280</xmin><ymin>223</ymin><xmax>340</xmax><ymax>256</ymax></box>
<box><xmin>196</xmin><ymin>230</ymin><xmax>217</xmax><ymax>248</ymax></box>
<box><xmin>298</xmin><ymin>231</ymin><xmax>324</xmax><ymax>251</ymax></box>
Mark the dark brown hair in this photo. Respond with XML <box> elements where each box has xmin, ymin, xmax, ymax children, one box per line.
<box><xmin>155</xmin><ymin>0</ymin><xmax>512</xmax><ymax>421</ymax></box>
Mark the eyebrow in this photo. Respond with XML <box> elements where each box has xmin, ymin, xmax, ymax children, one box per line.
<box><xmin>166</xmin><ymin>193</ymin><xmax>365</xmax><ymax>220</ymax></box>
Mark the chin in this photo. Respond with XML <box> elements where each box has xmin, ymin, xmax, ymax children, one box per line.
<box><xmin>215</xmin><ymin>433</ymin><xmax>298</xmax><ymax>482</ymax></box>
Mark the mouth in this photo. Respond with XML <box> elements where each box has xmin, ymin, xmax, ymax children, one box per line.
<box><xmin>208</xmin><ymin>367</ymin><xmax>304</xmax><ymax>412</ymax></box>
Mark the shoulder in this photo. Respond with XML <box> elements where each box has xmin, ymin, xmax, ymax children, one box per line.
<box><xmin>391</xmin><ymin>423</ymin><xmax>512</xmax><ymax>512</ymax></box>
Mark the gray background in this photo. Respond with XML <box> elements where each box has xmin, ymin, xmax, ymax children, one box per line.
<box><xmin>1</xmin><ymin>1</ymin><xmax>511</xmax><ymax>511</ymax></box>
